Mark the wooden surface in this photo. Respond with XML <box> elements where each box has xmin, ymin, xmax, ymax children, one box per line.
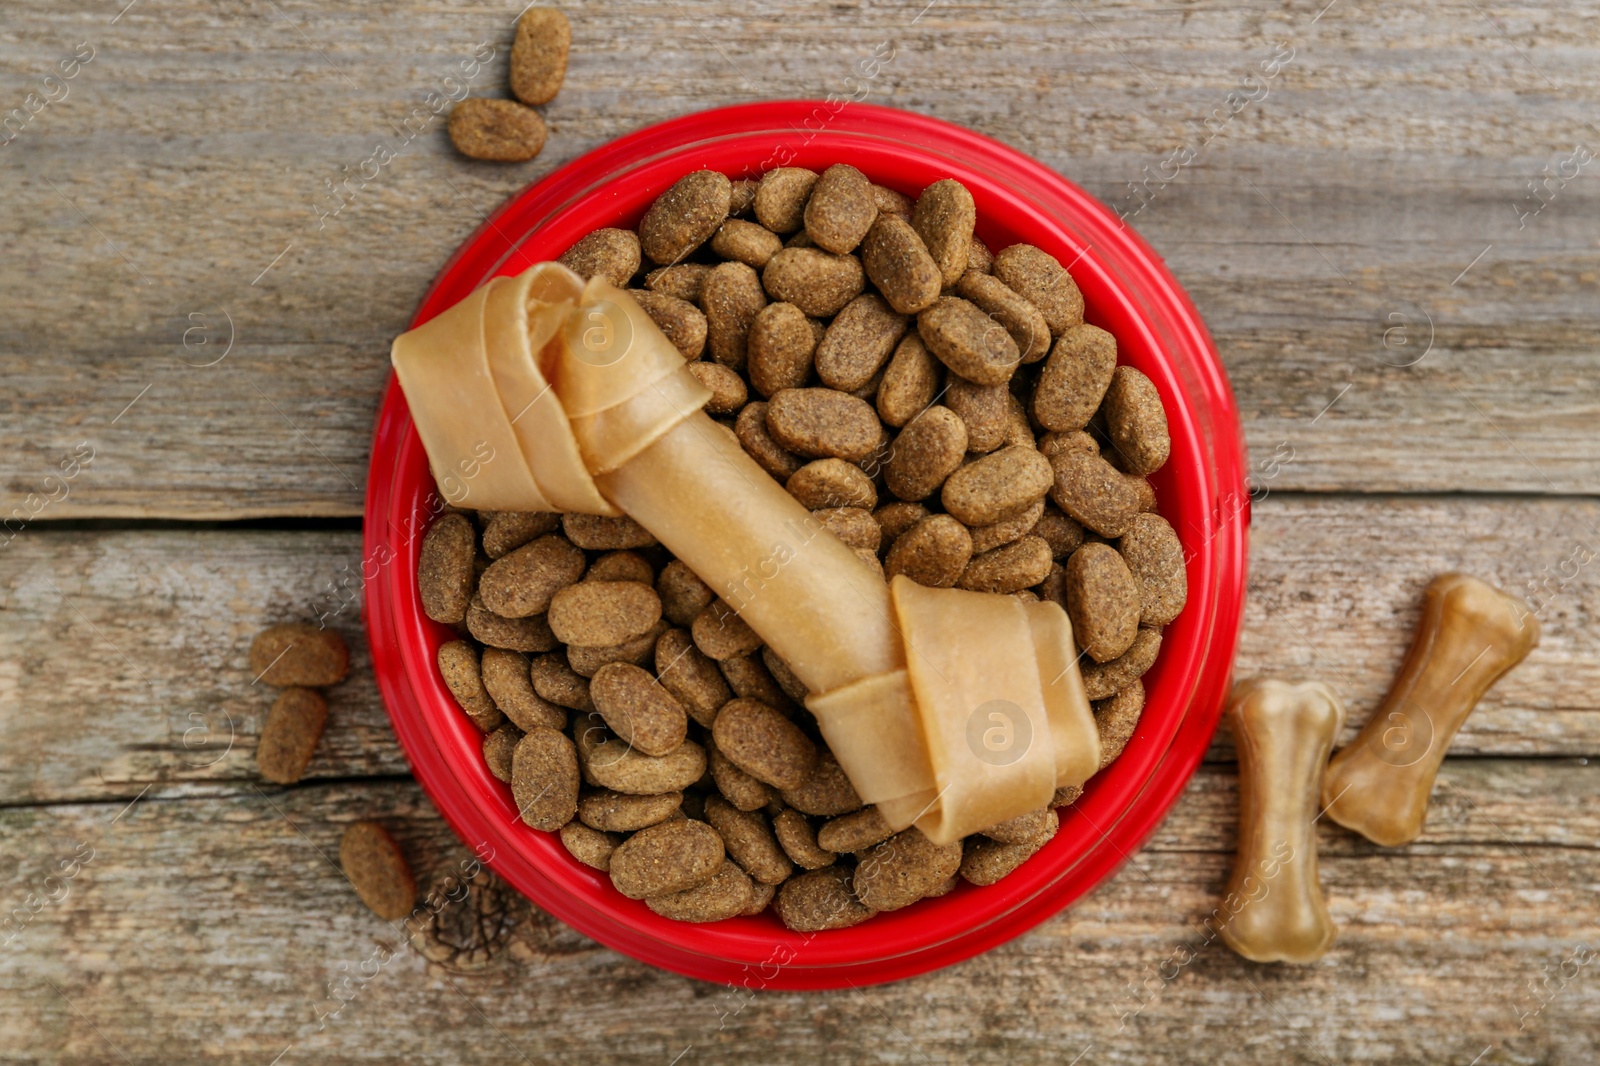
<box><xmin>2</xmin><ymin>0</ymin><xmax>1597</xmax><ymax>1062</ymax></box>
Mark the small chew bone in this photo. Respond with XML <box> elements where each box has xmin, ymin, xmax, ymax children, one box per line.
<box><xmin>1321</xmin><ymin>573</ymin><xmax>1539</xmax><ymax>847</ymax></box>
<box><xmin>1219</xmin><ymin>679</ymin><xmax>1344</xmax><ymax>964</ymax></box>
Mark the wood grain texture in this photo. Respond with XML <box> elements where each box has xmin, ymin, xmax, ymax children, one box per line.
<box><xmin>4</xmin><ymin>0</ymin><xmax>1600</xmax><ymax>517</ymax></box>
<box><xmin>0</xmin><ymin>773</ymin><xmax>1593</xmax><ymax>1065</ymax></box>
<box><xmin>3</xmin><ymin>492</ymin><xmax>1596</xmax><ymax>806</ymax></box>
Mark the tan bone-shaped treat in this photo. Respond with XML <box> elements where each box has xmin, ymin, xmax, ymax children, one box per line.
<box><xmin>392</xmin><ymin>262</ymin><xmax>1101</xmax><ymax>844</ymax></box>
<box><xmin>1322</xmin><ymin>573</ymin><xmax>1540</xmax><ymax>847</ymax></box>
<box><xmin>1219</xmin><ymin>679</ymin><xmax>1344</xmax><ymax>964</ymax></box>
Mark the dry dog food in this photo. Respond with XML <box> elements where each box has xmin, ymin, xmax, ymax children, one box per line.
<box><xmin>256</xmin><ymin>687</ymin><xmax>328</xmax><ymax>785</ymax></box>
<box><xmin>509</xmin><ymin>7</ymin><xmax>570</xmax><ymax>106</ymax></box>
<box><xmin>448</xmin><ymin>99</ymin><xmax>547</xmax><ymax>163</ymax></box>
<box><xmin>421</xmin><ymin>168</ymin><xmax>1187</xmax><ymax>928</ymax></box>
<box><xmin>250</xmin><ymin>623</ymin><xmax>349</xmax><ymax>687</ymax></box>
<box><xmin>340</xmin><ymin>821</ymin><xmax>417</xmax><ymax>921</ymax></box>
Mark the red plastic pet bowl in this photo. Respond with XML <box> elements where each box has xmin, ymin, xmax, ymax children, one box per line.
<box><xmin>364</xmin><ymin>101</ymin><xmax>1248</xmax><ymax>989</ymax></box>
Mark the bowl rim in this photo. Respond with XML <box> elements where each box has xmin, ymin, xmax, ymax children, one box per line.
<box><xmin>363</xmin><ymin>100</ymin><xmax>1249</xmax><ymax>989</ymax></box>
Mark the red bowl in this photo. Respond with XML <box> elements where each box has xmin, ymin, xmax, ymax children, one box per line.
<box><xmin>363</xmin><ymin>101</ymin><xmax>1248</xmax><ymax>989</ymax></box>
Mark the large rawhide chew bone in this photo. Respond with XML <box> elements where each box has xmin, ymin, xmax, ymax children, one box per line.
<box><xmin>1321</xmin><ymin>573</ymin><xmax>1539</xmax><ymax>847</ymax></box>
<box><xmin>1219</xmin><ymin>679</ymin><xmax>1344</xmax><ymax>964</ymax></box>
<box><xmin>391</xmin><ymin>263</ymin><xmax>1100</xmax><ymax>844</ymax></box>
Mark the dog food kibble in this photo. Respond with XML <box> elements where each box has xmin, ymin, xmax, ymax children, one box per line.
<box><xmin>1064</xmin><ymin>543</ymin><xmax>1142</xmax><ymax>663</ymax></box>
<box><xmin>992</xmin><ymin>243</ymin><xmax>1084</xmax><ymax>336</ymax></box>
<box><xmin>761</xmin><ymin>248</ymin><xmax>865</xmax><ymax>318</ymax></box>
<box><xmin>804</xmin><ymin>164</ymin><xmax>877</xmax><ymax>255</ymax></box>
<box><xmin>509</xmin><ymin>7</ymin><xmax>570</xmax><ymax>106</ymax></box>
<box><xmin>257</xmin><ymin>688</ymin><xmax>328</xmax><ymax>784</ymax></box>
<box><xmin>854</xmin><ymin>827</ymin><xmax>963</xmax><ymax>912</ymax></box>
<box><xmin>340</xmin><ymin>822</ymin><xmax>417</xmax><ymax>921</ymax></box>
<box><xmin>250</xmin><ymin>623</ymin><xmax>350</xmax><ymax>687</ymax></box>
<box><xmin>557</xmin><ymin>228</ymin><xmax>641</xmax><ymax>288</ymax></box>
<box><xmin>754</xmin><ymin>167</ymin><xmax>819</xmax><ymax>233</ymax></box>
<box><xmin>448</xmin><ymin>98</ymin><xmax>547</xmax><ymax>162</ymax></box>
<box><xmin>712</xmin><ymin>698</ymin><xmax>817</xmax><ymax>790</ymax></box>
<box><xmin>918</xmin><ymin>297</ymin><xmax>1020</xmax><ymax>387</ymax></box>
<box><xmin>420</xmin><ymin>168</ymin><xmax>1186</xmax><ymax>926</ymax></box>
<box><xmin>588</xmin><ymin>661</ymin><xmax>687</xmax><ymax>757</ymax></box>
<box><xmin>511</xmin><ymin>726</ymin><xmax>580</xmax><ymax>831</ymax></box>
<box><xmin>609</xmin><ymin>818</ymin><xmax>725</xmax><ymax>899</ymax></box>
<box><xmin>911</xmin><ymin>179</ymin><xmax>977</xmax><ymax>287</ymax></box>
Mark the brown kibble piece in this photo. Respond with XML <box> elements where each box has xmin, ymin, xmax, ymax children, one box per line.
<box><xmin>691</xmin><ymin>600</ymin><xmax>763</xmax><ymax>661</ymax></box>
<box><xmin>610</xmin><ymin>819</ymin><xmax>725</xmax><ymax>900</ymax></box>
<box><xmin>438</xmin><ymin>641</ymin><xmax>504</xmax><ymax>731</ymax></box>
<box><xmin>854</xmin><ymin>828</ymin><xmax>963</xmax><ymax>911</ymax></box>
<box><xmin>711</xmin><ymin>218</ymin><xmax>784</xmax><ymax>269</ymax></box>
<box><xmin>699</xmin><ymin>260</ymin><xmax>767</xmax><ymax>370</ymax></box>
<box><xmin>1064</xmin><ymin>542</ymin><xmax>1142</xmax><ymax>662</ymax></box>
<box><xmin>747</xmin><ymin>302</ymin><xmax>817</xmax><ymax>397</ymax></box>
<box><xmin>967</xmin><ymin>235</ymin><xmax>994</xmax><ymax>275</ymax></box>
<box><xmin>448</xmin><ymin>98</ymin><xmax>547</xmax><ymax>163</ymax></box>
<box><xmin>1032</xmin><ymin>324</ymin><xmax>1117</xmax><ymax>432</ymax></box>
<box><xmin>655</xmin><ymin>627</ymin><xmax>732</xmax><ymax>726</ymax></box>
<box><xmin>873</xmin><ymin>500</ymin><xmax>931</xmax><ymax>545</ymax></box>
<box><xmin>1102</xmin><ymin>365</ymin><xmax>1171</xmax><ymax>475</ymax></box>
<box><xmin>482</xmin><ymin>647</ymin><xmax>566</xmax><ymax>731</ymax></box>
<box><xmin>956</xmin><ymin>271</ymin><xmax>1051</xmax><ymax>362</ymax></box>
<box><xmin>719</xmin><ymin>653</ymin><xmax>792</xmax><ymax>709</ymax></box>
<box><xmin>578</xmin><ymin>789</ymin><xmax>683</xmax><ymax>832</ymax></box>
<box><xmin>418</xmin><ymin>512</ymin><xmax>475</xmax><ymax>624</ymax></box>
<box><xmin>944</xmin><ymin>378</ymin><xmax>1010</xmax><ymax>454</ymax></box>
<box><xmin>941</xmin><ymin>445</ymin><xmax>1054</xmax><ymax>526</ymax></box>
<box><xmin>812</xmin><ymin>507</ymin><xmax>881</xmax><ymax>552</ymax></box>
<box><xmin>709</xmin><ymin>740</ymin><xmax>773</xmax><ymax>811</ymax></box>
<box><xmin>779</xmin><ymin>751</ymin><xmax>862</xmax><ymax>816</ymax></box>
<box><xmin>340</xmin><ymin>822</ymin><xmax>416</xmax><ymax>921</ymax></box>
<box><xmin>250</xmin><ymin>623</ymin><xmax>350</xmax><ymax>687</ymax></box>
<box><xmin>816</xmin><ymin>806</ymin><xmax>895</xmax><ymax>853</ymax></box>
<box><xmin>735</xmin><ymin>402</ymin><xmax>804</xmax><ymax>479</ymax></box>
<box><xmin>775</xmin><ymin>866</ymin><xmax>876</xmax><ymax>931</ymax></box>
<box><xmin>529</xmin><ymin>652</ymin><xmax>593</xmax><ymax>711</ymax></box>
<box><xmin>479</xmin><ymin>534</ymin><xmax>585</xmax><ymax>617</ymax></box>
<box><xmin>630</xmin><ymin>289</ymin><xmax>708</xmax><ymax>359</ymax></box>
<box><xmin>705</xmin><ymin>796</ymin><xmax>793</xmax><ymax>884</ymax></box>
<box><xmin>815</xmin><ymin>294</ymin><xmax>908</xmax><ymax>392</ymax></box>
<box><xmin>980</xmin><ymin>807</ymin><xmax>1059</xmax><ymax>846</ymax></box>
<box><xmin>711</xmin><ymin>698</ymin><xmax>817</xmax><ymax>790</ymax></box>
<box><xmin>589</xmin><ymin>661</ymin><xmax>688</xmax><ymax>756</ymax></box>
<box><xmin>872</xmin><ymin>184</ymin><xmax>913</xmax><ymax>217</ymax></box>
<box><xmin>765</xmin><ymin>388</ymin><xmax>882</xmax><ymax>462</ymax></box>
<box><xmin>911</xmin><ymin>179</ymin><xmax>977</xmax><ymax>287</ymax></box>
<box><xmin>968</xmin><ymin>498</ymin><xmax>1046</xmax><ymax>555</ymax></box>
<box><xmin>587</xmin><ymin>551</ymin><xmax>654</xmax><ymax>585</ymax></box>
<box><xmin>686</xmin><ymin>361</ymin><xmax>750</xmax><ymax>415</ymax></box>
<box><xmin>1049</xmin><ymin>450</ymin><xmax>1146</xmax><ymax>538</ymax></box>
<box><xmin>884</xmin><ymin>406</ymin><xmax>967</xmax><ymax>501</ymax></box>
<box><xmin>647</xmin><ymin>859</ymin><xmax>754</xmax><ymax>923</ymax></box>
<box><xmin>566</xmin><ymin>620</ymin><xmax>665</xmax><ymax>678</ymax></box>
<box><xmin>640</xmin><ymin>170</ymin><xmax>732</xmax><ymax>265</ymax></box>
<box><xmin>761</xmin><ymin>648</ymin><xmax>810</xmax><ymax>703</ymax></box>
<box><xmin>753</xmin><ymin>167</ymin><xmax>819</xmax><ymax>234</ymax></box>
<box><xmin>562</xmin><ymin>513</ymin><xmax>656</xmax><ymax>550</ymax></box>
<box><xmin>509</xmin><ymin>7</ymin><xmax>570</xmax><ymax>105</ymax></box>
<box><xmin>1118</xmin><ymin>513</ymin><xmax>1187</xmax><ymax>625</ymax></box>
<box><xmin>804</xmin><ymin>164</ymin><xmax>877</xmax><ymax>254</ymax></box>
<box><xmin>584</xmin><ymin>737</ymin><xmax>706</xmax><ymax>795</ymax></box>
<box><xmin>558</xmin><ymin>228</ymin><xmax>641</xmax><ymax>288</ymax></box>
<box><xmin>645</xmin><ymin>263</ymin><xmax>712</xmax><ymax>303</ymax></box>
<box><xmin>1094</xmin><ymin>680</ymin><xmax>1146</xmax><ymax>769</ymax></box>
<box><xmin>511</xmin><ymin>726</ymin><xmax>580</xmax><ymax>831</ymax></box>
<box><xmin>885</xmin><ymin>514</ymin><xmax>973</xmax><ymax>588</ymax></box>
<box><xmin>860</xmin><ymin>214</ymin><xmax>942</xmax><ymax>315</ymax></box>
<box><xmin>993</xmin><ymin>243</ymin><xmax>1084</xmax><ymax>335</ymax></box>
<box><xmin>560</xmin><ymin>821</ymin><xmax>621</xmax><ymax>871</ymax></box>
<box><xmin>547</xmin><ymin>580</ymin><xmax>662</xmax><ymax>648</ymax></box>
<box><xmin>958</xmin><ymin>535</ymin><xmax>1054</xmax><ymax>594</ymax></box>
<box><xmin>918</xmin><ymin>297</ymin><xmax>1020</xmax><ymax>386</ymax></box>
<box><xmin>787</xmin><ymin>458</ymin><xmax>877</xmax><ymax>510</ymax></box>
<box><xmin>1033</xmin><ymin>503</ymin><xmax>1086</xmax><ymax>558</ymax></box>
<box><xmin>465</xmin><ymin>596</ymin><xmax>558</xmax><ymax>653</ymax></box>
<box><xmin>875</xmin><ymin>333</ymin><xmax>940</xmax><ymax>427</ymax></box>
<box><xmin>1080</xmin><ymin>627</ymin><xmax>1163</xmax><ymax>700</ymax></box>
<box><xmin>257</xmin><ymin>688</ymin><xmax>328</xmax><ymax>785</ymax></box>
<box><xmin>483</xmin><ymin>724</ymin><xmax>521</xmax><ymax>783</ymax></box>
<box><xmin>656</xmin><ymin>562</ymin><xmax>715</xmax><ymax>628</ymax></box>
<box><xmin>761</xmin><ymin>248</ymin><xmax>865</xmax><ymax>318</ymax></box>
<box><xmin>772</xmin><ymin>808</ymin><xmax>836</xmax><ymax>869</ymax></box>
<box><xmin>480</xmin><ymin>511</ymin><xmax>559</xmax><ymax>559</ymax></box>
<box><xmin>960</xmin><ymin>835</ymin><xmax>1049</xmax><ymax>887</ymax></box>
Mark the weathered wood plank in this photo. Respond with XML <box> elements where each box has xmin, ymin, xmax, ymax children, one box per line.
<box><xmin>4</xmin><ymin>0</ymin><xmax>1600</xmax><ymax>517</ymax></box>
<box><xmin>0</xmin><ymin>776</ymin><xmax>1593</xmax><ymax>1065</ymax></box>
<box><xmin>2</xmin><ymin>493</ymin><xmax>1596</xmax><ymax>805</ymax></box>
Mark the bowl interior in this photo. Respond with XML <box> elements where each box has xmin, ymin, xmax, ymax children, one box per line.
<box><xmin>365</xmin><ymin>101</ymin><xmax>1247</xmax><ymax>987</ymax></box>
